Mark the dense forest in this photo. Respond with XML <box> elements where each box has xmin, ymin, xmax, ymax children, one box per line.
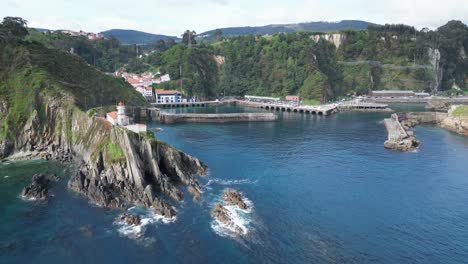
<box><xmin>24</xmin><ymin>19</ymin><xmax>468</xmax><ymax>102</ymax></box>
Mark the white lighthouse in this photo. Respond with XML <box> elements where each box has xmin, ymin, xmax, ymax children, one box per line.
<box><xmin>116</xmin><ymin>102</ymin><xmax>129</xmax><ymax>126</ymax></box>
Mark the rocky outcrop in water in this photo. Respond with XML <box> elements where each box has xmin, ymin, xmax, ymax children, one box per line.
<box><xmin>212</xmin><ymin>204</ymin><xmax>244</xmax><ymax>234</ymax></box>
<box><xmin>120</xmin><ymin>214</ymin><xmax>141</xmax><ymax>226</ymax></box>
<box><xmin>211</xmin><ymin>188</ymin><xmax>250</xmax><ymax>235</ymax></box>
<box><xmin>224</xmin><ymin>189</ymin><xmax>248</xmax><ymax>210</ymax></box>
<box><xmin>383</xmin><ymin>114</ymin><xmax>420</xmax><ymax>152</ymax></box>
<box><xmin>21</xmin><ymin>174</ymin><xmax>50</xmax><ymax>200</ymax></box>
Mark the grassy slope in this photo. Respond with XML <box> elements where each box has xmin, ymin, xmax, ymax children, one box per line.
<box><xmin>452</xmin><ymin>105</ymin><xmax>468</xmax><ymax>118</ymax></box>
<box><xmin>0</xmin><ymin>41</ymin><xmax>146</xmax><ymax>140</ymax></box>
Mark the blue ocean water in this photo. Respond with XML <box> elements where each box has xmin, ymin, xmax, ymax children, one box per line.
<box><xmin>2</xmin><ymin>106</ymin><xmax>468</xmax><ymax>264</ymax></box>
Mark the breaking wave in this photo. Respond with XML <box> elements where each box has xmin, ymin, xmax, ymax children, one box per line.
<box><xmin>115</xmin><ymin>206</ymin><xmax>176</xmax><ymax>239</ymax></box>
<box><xmin>205</xmin><ymin>178</ymin><xmax>258</xmax><ymax>188</ymax></box>
<box><xmin>210</xmin><ymin>193</ymin><xmax>254</xmax><ymax>238</ymax></box>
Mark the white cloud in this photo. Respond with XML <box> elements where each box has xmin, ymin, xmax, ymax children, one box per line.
<box><xmin>2</xmin><ymin>0</ymin><xmax>468</xmax><ymax>35</ymax></box>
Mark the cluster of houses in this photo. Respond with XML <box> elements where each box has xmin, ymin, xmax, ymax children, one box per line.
<box><xmin>118</xmin><ymin>71</ymin><xmax>172</xmax><ymax>100</ymax></box>
<box><xmin>117</xmin><ymin>71</ymin><xmax>186</xmax><ymax>103</ymax></box>
<box><xmin>57</xmin><ymin>30</ymin><xmax>104</xmax><ymax>40</ymax></box>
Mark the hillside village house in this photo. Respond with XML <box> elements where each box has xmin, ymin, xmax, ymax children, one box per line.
<box><xmin>136</xmin><ymin>86</ymin><xmax>153</xmax><ymax>98</ymax></box>
<box><xmin>156</xmin><ymin>89</ymin><xmax>182</xmax><ymax>103</ymax></box>
<box><xmin>119</xmin><ymin>72</ymin><xmax>171</xmax><ymax>99</ymax></box>
<box><xmin>285</xmin><ymin>95</ymin><xmax>300</xmax><ymax>102</ymax></box>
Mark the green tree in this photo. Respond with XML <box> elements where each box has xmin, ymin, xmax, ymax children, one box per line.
<box><xmin>182</xmin><ymin>30</ymin><xmax>197</xmax><ymax>46</ymax></box>
<box><xmin>0</xmin><ymin>17</ymin><xmax>28</xmax><ymax>41</ymax></box>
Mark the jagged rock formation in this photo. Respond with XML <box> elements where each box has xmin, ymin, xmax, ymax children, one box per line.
<box><xmin>310</xmin><ymin>33</ymin><xmax>346</xmax><ymax>48</ymax></box>
<box><xmin>212</xmin><ymin>204</ymin><xmax>244</xmax><ymax>234</ymax></box>
<box><xmin>21</xmin><ymin>174</ymin><xmax>50</xmax><ymax>200</ymax></box>
<box><xmin>65</xmin><ymin>111</ymin><xmax>207</xmax><ymax>212</ymax></box>
<box><xmin>224</xmin><ymin>189</ymin><xmax>248</xmax><ymax>210</ymax></box>
<box><xmin>383</xmin><ymin>114</ymin><xmax>420</xmax><ymax>152</ymax></box>
<box><xmin>428</xmin><ymin>48</ymin><xmax>443</xmax><ymax>93</ymax></box>
<box><xmin>120</xmin><ymin>214</ymin><xmax>141</xmax><ymax>226</ymax></box>
<box><xmin>211</xmin><ymin>188</ymin><xmax>250</xmax><ymax>235</ymax></box>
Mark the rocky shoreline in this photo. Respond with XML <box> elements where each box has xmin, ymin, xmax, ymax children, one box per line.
<box><xmin>383</xmin><ymin>107</ymin><xmax>467</xmax><ymax>152</ymax></box>
<box><xmin>1</xmin><ymin>96</ymin><xmax>207</xmax><ymax>219</ymax></box>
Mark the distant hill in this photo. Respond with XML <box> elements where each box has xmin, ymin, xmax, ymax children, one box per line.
<box><xmin>101</xmin><ymin>29</ymin><xmax>179</xmax><ymax>45</ymax></box>
<box><xmin>199</xmin><ymin>20</ymin><xmax>375</xmax><ymax>39</ymax></box>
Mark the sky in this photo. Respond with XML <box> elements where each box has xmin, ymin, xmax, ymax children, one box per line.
<box><xmin>2</xmin><ymin>0</ymin><xmax>468</xmax><ymax>36</ymax></box>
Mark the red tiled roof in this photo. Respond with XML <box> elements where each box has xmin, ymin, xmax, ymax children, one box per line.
<box><xmin>155</xmin><ymin>89</ymin><xmax>181</xmax><ymax>95</ymax></box>
<box><xmin>107</xmin><ymin>111</ymin><xmax>118</xmax><ymax>119</ymax></box>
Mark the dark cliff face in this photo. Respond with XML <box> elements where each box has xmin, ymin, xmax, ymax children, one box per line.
<box><xmin>0</xmin><ymin>94</ymin><xmax>207</xmax><ymax>214</ymax></box>
<box><xmin>0</xmin><ymin>41</ymin><xmax>207</xmax><ymax>214</ymax></box>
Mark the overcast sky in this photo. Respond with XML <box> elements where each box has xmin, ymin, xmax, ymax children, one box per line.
<box><xmin>2</xmin><ymin>0</ymin><xmax>468</xmax><ymax>36</ymax></box>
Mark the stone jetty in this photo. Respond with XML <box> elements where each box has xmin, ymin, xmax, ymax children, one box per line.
<box><xmin>383</xmin><ymin>114</ymin><xmax>420</xmax><ymax>152</ymax></box>
<box><xmin>159</xmin><ymin>112</ymin><xmax>278</xmax><ymax>124</ymax></box>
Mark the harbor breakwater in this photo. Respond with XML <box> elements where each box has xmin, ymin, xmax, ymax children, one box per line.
<box><xmin>159</xmin><ymin>112</ymin><xmax>278</xmax><ymax>124</ymax></box>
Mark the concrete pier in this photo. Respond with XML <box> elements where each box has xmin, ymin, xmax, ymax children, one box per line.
<box><xmin>338</xmin><ymin>102</ymin><xmax>392</xmax><ymax>112</ymax></box>
<box><xmin>151</xmin><ymin>101</ymin><xmax>232</xmax><ymax>108</ymax></box>
<box><xmin>237</xmin><ymin>101</ymin><xmax>337</xmax><ymax>115</ymax></box>
<box><xmin>159</xmin><ymin>112</ymin><xmax>278</xmax><ymax>124</ymax></box>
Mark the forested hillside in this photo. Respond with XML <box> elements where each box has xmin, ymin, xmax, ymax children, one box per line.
<box><xmin>0</xmin><ymin>17</ymin><xmax>145</xmax><ymax>141</ymax></box>
<box><xmin>26</xmin><ymin>19</ymin><xmax>468</xmax><ymax>102</ymax></box>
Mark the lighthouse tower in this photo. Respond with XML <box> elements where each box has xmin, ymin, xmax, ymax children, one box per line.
<box><xmin>116</xmin><ymin>102</ymin><xmax>129</xmax><ymax>126</ymax></box>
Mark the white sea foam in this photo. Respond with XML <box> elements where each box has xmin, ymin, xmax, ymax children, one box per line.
<box><xmin>4</xmin><ymin>175</ymin><xmax>9</xmax><ymax>178</ymax></box>
<box><xmin>115</xmin><ymin>206</ymin><xmax>176</xmax><ymax>239</ymax></box>
<box><xmin>205</xmin><ymin>178</ymin><xmax>258</xmax><ymax>187</ymax></box>
<box><xmin>211</xmin><ymin>193</ymin><xmax>254</xmax><ymax>238</ymax></box>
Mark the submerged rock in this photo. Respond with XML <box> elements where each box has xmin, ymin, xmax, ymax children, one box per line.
<box><xmin>224</xmin><ymin>189</ymin><xmax>248</xmax><ymax>210</ymax></box>
<box><xmin>78</xmin><ymin>225</ymin><xmax>94</xmax><ymax>238</ymax></box>
<box><xmin>120</xmin><ymin>213</ymin><xmax>141</xmax><ymax>226</ymax></box>
<box><xmin>21</xmin><ymin>174</ymin><xmax>50</xmax><ymax>200</ymax></box>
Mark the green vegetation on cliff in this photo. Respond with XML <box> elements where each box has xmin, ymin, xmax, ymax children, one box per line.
<box><xmin>16</xmin><ymin>17</ymin><xmax>468</xmax><ymax>102</ymax></box>
<box><xmin>451</xmin><ymin>105</ymin><xmax>468</xmax><ymax>118</ymax></box>
<box><xmin>0</xmin><ymin>17</ymin><xmax>145</xmax><ymax>141</ymax></box>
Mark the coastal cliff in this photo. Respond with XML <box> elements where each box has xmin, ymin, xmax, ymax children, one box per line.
<box><xmin>0</xmin><ymin>37</ymin><xmax>207</xmax><ymax>214</ymax></box>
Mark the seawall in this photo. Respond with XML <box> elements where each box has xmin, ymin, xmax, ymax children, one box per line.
<box><xmin>159</xmin><ymin>112</ymin><xmax>278</xmax><ymax>124</ymax></box>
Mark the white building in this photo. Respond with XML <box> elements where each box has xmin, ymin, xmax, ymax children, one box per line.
<box><xmin>136</xmin><ymin>87</ymin><xmax>153</xmax><ymax>98</ymax></box>
<box><xmin>154</xmin><ymin>74</ymin><xmax>171</xmax><ymax>84</ymax></box>
<box><xmin>155</xmin><ymin>89</ymin><xmax>182</xmax><ymax>103</ymax></box>
<box><xmin>106</xmin><ymin>102</ymin><xmax>147</xmax><ymax>134</ymax></box>
<box><xmin>107</xmin><ymin>102</ymin><xmax>129</xmax><ymax>126</ymax></box>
